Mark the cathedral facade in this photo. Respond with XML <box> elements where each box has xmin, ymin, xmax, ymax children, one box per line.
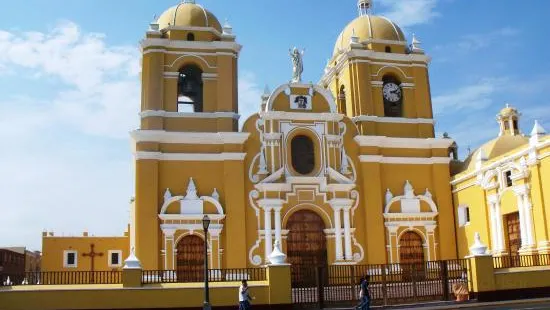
<box><xmin>40</xmin><ymin>0</ymin><xmax>550</xmax><ymax>276</ymax></box>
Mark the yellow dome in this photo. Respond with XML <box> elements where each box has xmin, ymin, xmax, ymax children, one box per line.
<box><xmin>334</xmin><ymin>15</ymin><xmax>406</xmax><ymax>55</ymax></box>
<box><xmin>157</xmin><ymin>2</ymin><xmax>222</xmax><ymax>32</ymax></box>
<box><xmin>461</xmin><ymin>135</ymin><xmax>529</xmax><ymax>171</ymax></box>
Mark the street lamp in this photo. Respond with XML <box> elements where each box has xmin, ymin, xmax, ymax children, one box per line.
<box><xmin>202</xmin><ymin>215</ymin><xmax>211</xmax><ymax>310</ymax></box>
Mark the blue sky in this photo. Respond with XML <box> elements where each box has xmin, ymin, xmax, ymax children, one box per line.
<box><xmin>1</xmin><ymin>0</ymin><xmax>549</xmax><ymax>250</ymax></box>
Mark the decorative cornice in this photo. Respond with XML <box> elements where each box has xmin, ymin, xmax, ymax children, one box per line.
<box><xmin>140</xmin><ymin>110</ymin><xmax>240</xmax><ymax>120</ymax></box>
<box><xmin>354</xmin><ymin>136</ymin><xmax>454</xmax><ymax>149</ymax></box>
<box><xmin>131</xmin><ymin>130</ymin><xmax>249</xmax><ymax>145</ymax></box>
<box><xmin>352</xmin><ymin>115</ymin><xmax>435</xmax><ymax>125</ymax></box>
<box><xmin>141</xmin><ymin>37</ymin><xmax>242</xmax><ymax>54</ymax></box>
<box><xmin>260</xmin><ymin>111</ymin><xmax>343</xmax><ymax>122</ymax></box>
<box><xmin>359</xmin><ymin>155</ymin><xmax>451</xmax><ymax>165</ymax></box>
<box><xmin>134</xmin><ymin>151</ymin><xmax>246</xmax><ymax>161</ymax></box>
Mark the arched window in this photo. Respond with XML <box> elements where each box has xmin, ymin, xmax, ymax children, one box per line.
<box><xmin>177</xmin><ymin>64</ymin><xmax>203</xmax><ymax>112</ymax></box>
<box><xmin>187</xmin><ymin>33</ymin><xmax>195</xmax><ymax>41</ymax></box>
<box><xmin>382</xmin><ymin>75</ymin><xmax>403</xmax><ymax>117</ymax></box>
<box><xmin>338</xmin><ymin>85</ymin><xmax>347</xmax><ymax>115</ymax></box>
<box><xmin>385</xmin><ymin>46</ymin><xmax>392</xmax><ymax>53</ymax></box>
<box><xmin>291</xmin><ymin>135</ymin><xmax>315</xmax><ymax>175</ymax></box>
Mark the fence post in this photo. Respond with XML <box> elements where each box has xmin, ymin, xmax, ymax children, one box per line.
<box><xmin>122</xmin><ymin>250</ymin><xmax>142</xmax><ymax>288</ymax></box>
<box><xmin>382</xmin><ymin>265</ymin><xmax>388</xmax><ymax>306</ymax></box>
<box><xmin>441</xmin><ymin>261</ymin><xmax>449</xmax><ymax>301</ymax></box>
<box><xmin>411</xmin><ymin>264</ymin><xmax>418</xmax><ymax>300</ymax></box>
<box><xmin>316</xmin><ymin>266</ymin><xmax>325</xmax><ymax>309</ymax></box>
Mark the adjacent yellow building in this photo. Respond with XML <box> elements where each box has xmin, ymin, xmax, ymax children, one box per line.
<box><xmin>40</xmin><ymin>0</ymin><xmax>549</xmax><ymax>278</ymax></box>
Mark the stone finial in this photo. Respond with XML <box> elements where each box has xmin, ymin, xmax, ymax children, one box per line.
<box><xmin>340</xmin><ymin>148</ymin><xmax>351</xmax><ymax>175</ymax></box>
<box><xmin>404</xmin><ymin>180</ymin><xmax>414</xmax><ymax>198</ymax></box>
<box><xmin>424</xmin><ymin>188</ymin><xmax>432</xmax><ymax>199</ymax></box>
<box><xmin>222</xmin><ymin>19</ymin><xmax>233</xmax><ymax>35</ymax></box>
<box><xmin>185</xmin><ymin>178</ymin><xmax>199</xmax><ymax>199</ymax></box>
<box><xmin>530</xmin><ymin>120</ymin><xmax>546</xmax><ymax>146</ymax></box>
<box><xmin>258</xmin><ymin>149</ymin><xmax>268</xmax><ymax>175</ymax></box>
<box><xmin>269</xmin><ymin>240</ymin><xmax>287</xmax><ymax>265</ymax></box>
<box><xmin>164</xmin><ymin>188</ymin><xmax>172</xmax><ymax>202</ymax></box>
<box><xmin>212</xmin><ymin>188</ymin><xmax>220</xmax><ymax>202</ymax></box>
<box><xmin>123</xmin><ymin>247</ymin><xmax>142</xmax><ymax>269</ymax></box>
<box><xmin>385</xmin><ymin>189</ymin><xmax>393</xmax><ymax>205</ymax></box>
<box><xmin>469</xmin><ymin>232</ymin><xmax>488</xmax><ymax>256</ymax></box>
<box><xmin>410</xmin><ymin>33</ymin><xmax>425</xmax><ymax>54</ymax></box>
<box><xmin>350</xmin><ymin>29</ymin><xmax>360</xmax><ymax>44</ymax></box>
<box><xmin>3</xmin><ymin>276</ymin><xmax>12</xmax><ymax>286</ymax></box>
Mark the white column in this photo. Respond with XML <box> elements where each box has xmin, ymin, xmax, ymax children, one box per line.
<box><xmin>489</xmin><ymin>202</ymin><xmax>498</xmax><ymax>252</ymax></box>
<box><xmin>523</xmin><ymin>194</ymin><xmax>535</xmax><ymax>246</ymax></box>
<box><xmin>517</xmin><ymin>194</ymin><xmax>528</xmax><ymax>248</ymax></box>
<box><xmin>264</xmin><ymin>207</ymin><xmax>273</xmax><ymax>262</ymax></box>
<box><xmin>333</xmin><ymin>207</ymin><xmax>344</xmax><ymax>261</ymax></box>
<box><xmin>495</xmin><ymin>200</ymin><xmax>505</xmax><ymax>252</ymax></box>
<box><xmin>343</xmin><ymin>207</ymin><xmax>353</xmax><ymax>261</ymax></box>
<box><xmin>426</xmin><ymin>225</ymin><xmax>437</xmax><ymax>261</ymax></box>
<box><xmin>273</xmin><ymin>206</ymin><xmax>283</xmax><ymax>247</ymax></box>
<box><xmin>509</xmin><ymin>119</ymin><xmax>515</xmax><ymax>135</ymax></box>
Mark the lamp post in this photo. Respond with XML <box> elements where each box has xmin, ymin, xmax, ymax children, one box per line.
<box><xmin>202</xmin><ymin>215</ymin><xmax>211</xmax><ymax>310</ymax></box>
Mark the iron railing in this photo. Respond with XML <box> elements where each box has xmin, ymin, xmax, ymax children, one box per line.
<box><xmin>291</xmin><ymin>259</ymin><xmax>470</xmax><ymax>309</ymax></box>
<box><xmin>493</xmin><ymin>254</ymin><xmax>550</xmax><ymax>269</ymax></box>
<box><xmin>0</xmin><ymin>271</ymin><xmax>122</xmax><ymax>286</ymax></box>
<box><xmin>142</xmin><ymin>268</ymin><xmax>267</xmax><ymax>284</ymax></box>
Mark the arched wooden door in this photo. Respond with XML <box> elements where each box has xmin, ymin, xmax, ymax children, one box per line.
<box><xmin>287</xmin><ymin>210</ymin><xmax>327</xmax><ymax>286</ymax></box>
<box><xmin>176</xmin><ymin>235</ymin><xmax>204</xmax><ymax>282</ymax></box>
<box><xmin>287</xmin><ymin>210</ymin><xmax>327</xmax><ymax>266</ymax></box>
<box><xmin>399</xmin><ymin>231</ymin><xmax>425</xmax><ymax>281</ymax></box>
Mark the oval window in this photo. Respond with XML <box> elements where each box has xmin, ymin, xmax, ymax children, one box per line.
<box><xmin>291</xmin><ymin>135</ymin><xmax>315</xmax><ymax>175</ymax></box>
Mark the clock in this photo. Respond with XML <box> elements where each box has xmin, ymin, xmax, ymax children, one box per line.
<box><xmin>383</xmin><ymin>82</ymin><xmax>402</xmax><ymax>103</ymax></box>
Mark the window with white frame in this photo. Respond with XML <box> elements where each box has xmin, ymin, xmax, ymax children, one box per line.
<box><xmin>458</xmin><ymin>205</ymin><xmax>470</xmax><ymax>227</ymax></box>
<box><xmin>108</xmin><ymin>250</ymin><xmax>122</xmax><ymax>267</ymax></box>
<box><xmin>63</xmin><ymin>250</ymin><xmax>78</xmax><ymax>268</ymax></box>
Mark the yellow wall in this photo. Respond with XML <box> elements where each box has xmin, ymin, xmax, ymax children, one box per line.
<box><xmin>41</xmin><ymin>236</ymin><xmax>129</xmax><ymax>272</ymax></box>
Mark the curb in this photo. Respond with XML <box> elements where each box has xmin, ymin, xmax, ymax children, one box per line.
<box><xmin>396</xmin><ymin>297</ymin><xmax>550</xmax><ymax>309</ymax></box>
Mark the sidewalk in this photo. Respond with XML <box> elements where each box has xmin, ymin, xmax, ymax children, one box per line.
<box><xmin>325</xmin><ymin>297</ymin><xmax>550</xmax><ymax>309</ymax></box>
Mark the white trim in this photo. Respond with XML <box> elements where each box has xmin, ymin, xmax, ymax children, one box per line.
<box><xmin>354</xmin><ymin>136</ymin><xmax>454</xmax><ymax>149</ymax></box>
<box><xmin>265</xmin><ymin>83</ymin><xmax>337</xmax><ymax>113</ymax></box>
<box><xmin>107</xmin><ymin>250</ymin><xmax>123</xmax><ymax>268</ymax></box>
<box><xmin>359</xmin><ymin>155</ymin><xmax>451</xmax><ymax>165</ymax></box>
<box><xmin>260</xmin><ymin>111</ymin><xmax>343</xmax><ymax>122</ymax></box>
<box><xmin>135</xmin><ymin>152</ymin><xmax>246</xmax><ymax>161</ymax></box>
<box><xmin>131</xmin><ymin>130</ymin><xmax>249</xmax><ymax>145</ymax></box>
<box><xmin>140</xmin><ymin>110</ymin><xmax>240</xmax><ymax>120</ymax></box>
<box><xmin>141</xmin><ymin>38</ymin><xmax>242</xmax><ymax>54</ymax></box>
<box><xmin>63</xmin><ymin>250</ymin><xmax>77</xmax><ymax>268</ymax></box>
<box><xmin>352</xmin><ymin>115</ymin><xmax>435</xmax><ymax>124</ymax></box>
<box><xmin>451</xmin><ymin>140</ymin><xmax>550</xmax><ymax>185</ymax></box>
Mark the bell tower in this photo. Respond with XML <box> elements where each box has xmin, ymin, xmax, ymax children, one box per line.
<box><xmin>140</xmin><ymin>0</ymin><xmax>241</xmax><ymax>132</ymax></box>
<box><xmin>321</xmin><ymin>0</ymin><xmax>434</xmax><ymax>138</ymax></box>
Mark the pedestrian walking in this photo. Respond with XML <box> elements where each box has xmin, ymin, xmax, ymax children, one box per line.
<box><xmin>239</xmin><ymin>280</ymin><xmax>254</xmax><ymax>310</ymax></box>
<box><xmin>355</xmin><ymin>274</ymin><xmax>370</xmax><ymax>310</ymax></box>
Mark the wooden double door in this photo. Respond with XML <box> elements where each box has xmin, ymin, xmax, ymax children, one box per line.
<box><xmin>505</xmin><ymin>212</ymin><xmax>521</xmax><ymax>267</ymax></box>
<box><xmin>176</xmin><ymin>235</ymin><xmax>204</xmax><ymax>282</ymax></box>
<box><xmin>399</xmin><ymin>231</ymin><xmax>425</xmax><ymax>280</ymax></box>
<box><xmin>287</xmin><ymin>210</ymin><xmax>328</xmax><ymax>286</ymax></box>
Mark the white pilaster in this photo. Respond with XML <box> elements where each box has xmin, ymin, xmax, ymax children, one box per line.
<box><xmin>426</xmin><ymin>225</ymin><xmax>437</xmax><ymax>261</ymax></box>
<box><xmin>517</xmin><ymin>193</ymin><xmax>528</xmax><ymax>248</ymax></box>
<box><xmin>333</xmin><ymin>207</ymin><xmax>344</xmax><ymax>261</ymax></box>
<box><xmin>524</xmin><ymin>194</ymin><xmax>535</xmax><ymax>247</ymax></box>
<box><xmin>343</xmin><ymin>207</ymin><xmax>353</xmax><ymax>261</ymax></box>
<box><xmin>495</xmin><ymin>199</ymin><xmax>505</xmax><ymax>252</ymax></box>
<box><xmin>489</xmin><ymin>202</ymin><xmax>498</xmax><ymax>253</ymax></box>
<box><xmin>273</xmin><ymin>206</ymin><xmax>283</xmax><ymax>247</ymax></box>
<box><xmin>264</xmin><ymin>207</ymin><xmax>273</xmax><ymax>263</ymax></box>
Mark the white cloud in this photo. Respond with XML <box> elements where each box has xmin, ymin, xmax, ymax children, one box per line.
<box><xmin>433</xmin><ymin>27</ymin><xmax>520</xmax><ymax>60</ymax></box>
<box><xmin>238</xmin><ymin>71</ymin><xmax>263</xmax><ymax>127</ymax></box>
<box><xmin>432</xmin><ymin>78</ymin><xmax>506</xmax><ymax>115</ymax></box>
<box><xmin>378</xmin><ymin>0</ymin><xmax>440</xmax><ymax>28</ymax></box>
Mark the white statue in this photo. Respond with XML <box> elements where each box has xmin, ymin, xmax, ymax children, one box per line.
<box><xmin>289</xmin><ymin>47</ymin><xmax>305</xmax><ymax>83</ymax></box>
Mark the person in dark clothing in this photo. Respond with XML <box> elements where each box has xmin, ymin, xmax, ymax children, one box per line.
<box><xmin>356</xmin><ymin>274</ymin><xmax>370</xmax><ymax>310</ymax></box>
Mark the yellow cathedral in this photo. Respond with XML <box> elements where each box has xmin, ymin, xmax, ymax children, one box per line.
<box><xmin>41</xmin><ymin>0</ymin><xmax>550</xmax><ymax>277</ymax></box>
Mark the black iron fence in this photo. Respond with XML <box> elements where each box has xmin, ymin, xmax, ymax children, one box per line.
<box><xmin>0</xmin><ymin>271</ymin><xmax>122</xmax><ymax>286</ymax></box>
<box><xmin>142</xmin><ymin>268</ymin><xmax>267</xmax><ymax>284</ymax></box>
<box><xmin>291</xmin><ymin>259</ymin><xmax>470</xmax><ymax>309</ymax></box>
<box><xmin>493</xmin><ymin>254</ymin><xmax>550</xmax><ymax>269</ymax></box>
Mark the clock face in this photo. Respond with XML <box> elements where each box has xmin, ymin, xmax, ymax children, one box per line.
<box><xmin>383</xmin><ymin>82</ymin><xmax>402</xmax><ymax>103</ymax></box>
